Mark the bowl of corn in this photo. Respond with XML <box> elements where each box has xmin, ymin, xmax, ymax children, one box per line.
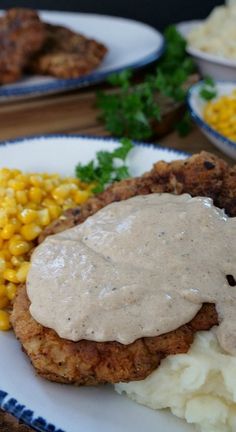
<box><xmin>187</xmin><ymin>81</ymin><xmax>236</xmax><ymax>160</ymax></box>
<box><xmin>0</xmin><ymin>168</ymin><xmax>93</xmax><ymax>332</ymax></box>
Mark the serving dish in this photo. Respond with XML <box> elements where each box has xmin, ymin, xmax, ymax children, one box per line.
<box><xmin>177</xmin><ymin>20</ymin><xmax>236</xmax><ymax>81</ymax></box>
<box><xmin>0</xmin><ymin>134</ymin><xmax>195</xmax><ymax>432</ymax></box>
<box><xmin>0</xmin><ymin>11</ymin><xmax>164</xmax><ymax>102</ymax></box>
<box><xmin>187</xmin><ymin>81</ymin><xmax>236</xmax><ymax>160</ymax></box>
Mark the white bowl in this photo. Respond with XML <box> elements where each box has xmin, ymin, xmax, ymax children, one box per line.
<box><xmin>177</xmin><ymin>21</ymin><xmax>236</xmax><ymax>81</ymax></box>
<box><xmin>187</xmin><ymin>81</ymin><xmax>236</xmax><ymax>160</ymax></box>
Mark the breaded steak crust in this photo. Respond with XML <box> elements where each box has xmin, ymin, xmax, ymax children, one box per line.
<box><xmin>0</xmin><ymin>8</ymin><xmax>45</xmax><ymax>84</ymax></box>
<box><xmin>11</xmin><ymin>152</ymin><xmax>236</xmax><ymax>385</ymax></box>
<box><xmin>29</xmin><ymin>23</ymin><xmax>107</xmax><ymax>79</ymax></box>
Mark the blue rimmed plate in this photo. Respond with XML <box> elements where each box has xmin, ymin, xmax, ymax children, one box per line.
<box><xmin>0</xmin><ymin>134</ymin><xmax>193</xmax><ymax>432</ymax></box>
<box><xmin>0</xmin><ymin>11</ymin><xmax>164</xmax><ymax>102</ymax></box>
<box><xmin>187</xmin><ymin>81</ymin><xmax>236</xmax><ymax>160</ymax></box>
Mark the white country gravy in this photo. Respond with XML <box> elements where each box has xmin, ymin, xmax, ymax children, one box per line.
<box><xmin>27</xmin><ymin>193</ymin><xmax>236</xmax><ymax>353</ymax></box>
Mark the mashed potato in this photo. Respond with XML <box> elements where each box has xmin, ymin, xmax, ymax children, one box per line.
<box><xmin>187</xmin><ymin>4</ymin><xmax>236</xmax><ymax>60</ymax></box>
<box><xmin>115</xmin><ymin>330</ymin><xmax>236</xmax><ymax>432</ymax></box>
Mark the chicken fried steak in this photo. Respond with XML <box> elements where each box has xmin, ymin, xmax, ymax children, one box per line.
<box><xmin>11</xmin><ymin>152</ymin><xmax>236</xmax><ymax>385</ymax></box>
<box><xmin>29</xmin><ymin>23</ymin><xmax>107</xmax><ymax>79</ymax></box>
<box><xmin>0</xmin><ymin>8</ymin><xmax>45</xmax><ymax>84</ymax></box>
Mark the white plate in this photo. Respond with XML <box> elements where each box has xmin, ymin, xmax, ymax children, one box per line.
<box><xmin>0</xmin><ymin>135</ymin><xmax>192</xmax><ymax>432</ymax></box>
<box><xmin>0</xmin><ymin>11</ymin><xmax>164</xmax><ymax>102</ymax></box>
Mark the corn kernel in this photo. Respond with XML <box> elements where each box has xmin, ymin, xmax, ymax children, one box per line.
<box><xmin>0</xmin><ymin>296</ymin><xmax>9</xmax><ymax>308</ymax></box>
<box><xmin>6</xmin><ymin>283</ymin><xmax>17</xmax><ymax>300</ymax></box>
<box><xmin>10</xmin><ymin>218</ymin><xmax>22</xmax><ymax>232</ymax></box>
<box><xmin>8</xmin><ymin>179</ymin><xmax>26</xmax><ymax>191</ymax></box>
<box><xmin>2</xmin><ymin>249</ymin><xmax>11</xmax><ymax>261</ymax></box>
<box><xmin>16</xmin><ymin>262</ymin><xmax>30</xmax><ymax>283</ymax></box>
<box><xmin>0</xmin><ymin>310</ymin><xmax>11</xmax><ymax>330</ymax></box>
<box><xmin>11</xmin><ymin>169</ymin><xmax>21</xmax><ymax>177</ymax></box>
<box><xmin>0</xmin><ymin>209</ymin><xmax>8</xmax><ymax>227</ymax></box>
<box><xmin>0</xmin><ymin>168</ymin><xmax>11</xmax><ymax>180</ymax></box>
<box><xmin>21</xmin><ymin>224</ymin><xmax>42</xmax><ymax>241</ymax></box>
<box><xmin>1</xmin><ymin>223</ymin><xmax>15</xmax><ymax>240</ymax></box>
<box><xmin>38</xmin><ymin>209</ymin><xmax>51</xmax><ymax>226</ymax></box>
<box><xmin>16</xmin><ymin>190</ymin><xmax>28</xmax><ymax>205</ymax></box>
<box><xmin>0</xmin><ymin>257</ymin><xmax>6</xmax><ymax>273</ymax></box>
<box><xmin>19</xmin><ymin>208</ymin><xmax>38</xmax><ymax>224</ymax></box>
<box><xmin>11</xmin><ymin>256</ymin><xmax>24</xmax><ymax>267</ymax></box>
<box><xmin>3</xmin><ymin>268</ymin><xmax>19</xmax><ymax>283</ymax></box>
<box><xmin>29</xmin><ymin>187</ymin><xmax>43</xmax><ymax>203</ymax></box>
<box><xmin>52</xmin><ymin>185</ymin><xmax>71</xmax><ymax>200</ymax></box>
<box><xmin>74</xmin><ymin>190</ymin><xmax>91</xmax><ymax>204</ymax></box>
<box><xmin>29</xmin><ymin>175</ymin><xmax>43</xmax><ymax>187</ymax></box>
<box><xmin>0</xmin><ymin>285</ymin><xmax>6</xmax><ymax>297</ymax></box>
<box><xmin>9</xmin><ymin>239</ymin><xmax>31</xmax><ymax>256</ymax></box>
<box><xmin>48</xmin><ymin>204</ymin><xmax>61</xmax><ymax>219</ymax></box>
<box><xmin>44</xmin><ymin>180</ymin><xmax>54</xmax><ymax>192</ymax></box>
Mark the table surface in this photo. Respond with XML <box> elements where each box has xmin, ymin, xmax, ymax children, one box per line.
<box><xmin>0</xmin><ymin>83</ymin><xmax>234</xmax><ymax>432</ymax></box>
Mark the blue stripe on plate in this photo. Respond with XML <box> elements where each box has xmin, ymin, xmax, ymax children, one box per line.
<box><xmin>0</xmin><ymin>390</ymin><xmax>65</xmax><ymax>432</ymax></box>
<box><xmin>0</xmin><ymin>133</ymin><xmax>189</xmax><ymax>157</ymax></box>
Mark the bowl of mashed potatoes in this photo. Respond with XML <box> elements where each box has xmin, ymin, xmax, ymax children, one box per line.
<box><xmin>178</xmin><ymin>4</ymin><xmax>236</xmax><ymax>80</ymax></box>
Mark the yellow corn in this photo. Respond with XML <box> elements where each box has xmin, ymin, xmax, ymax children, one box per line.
<box><xmin>37</xmin><ymin>209</ymin><xmax>50</xmax><ymax>226</ymax></box>
<box><xmin>73</xmin><ymin>190</ymin><xmax>91</xmax><ymax>205</ymax></box>
<box><xmin>1</xmin><ymin>223</ymin><xmax>15</xmax><ymax>240</ymax></box>
<box><xmin>21</xmin><ymin>223</ymin><xmax>42</xmax><ymax>241</ymax></box>
<box><xmin>0</xmin><ymin>310</ymin><xmax>10</xmax><ymax>330</ymax></box>
<box><xmin>15</xmin><ymin>190</ymin><xmax>28</xmax><ymax>204</ymax></box>
<box><xmin>29</xmin><ymin>187</ymin><xmax>43</xmax><ymax>203</ymax></box>
<box><xmin>204</xmin><ymin>90</ymin><xmax>236</xmax><ymax>142</ymax></box>
<box><xmin>0</xmin><ymin>296</ymin><xmax>9</xmax><ymax>308</ymax></box>
<box><xmin>6</xmin><ymin>283</ymin><xmax>17</xmax><ymax>300</ymax></box>
<box><xmin>9</xmin><ymin>239</ymin><xmax>31</xmax><ymax>256</ymax></box>
<box><xmin>3</xmin><ymin>268</ymin><xmax>19</xmax><ymax>283</ymax></box>
<box><xmin>0</xmin><ymin>285</ymin><xmax>6</xmax><ymax>297</ymax></box>
<box><xmin>0</xmin><ymin>167</ymin><xmax>93</xmax><ymax>329</ymax></box>
<box><xmin>16</xmin><ymin>262</ymin><xmax>30</xmax><ymax>283</ymax></box>
<box><xmin>19</xmin><ymin>209</ymin><xmax>38</xmax><ymax>224</ymax></box>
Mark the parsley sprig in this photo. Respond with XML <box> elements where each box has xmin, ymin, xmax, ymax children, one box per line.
<box><xmin>75</xmin><ymin>138</ymin><xmax>133</xmax><ymax>193</ymax></box>
<box><xmin>97</xmin><ymin>26</ymin><xmax>196</xmax><ymax>140</ymax></box>
<box><xmin>199</xmin><ymin>77</ymin><xmax>217</xmax><ymax>101</ymax></box>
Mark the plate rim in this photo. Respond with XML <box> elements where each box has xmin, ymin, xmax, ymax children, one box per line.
<box><xmin>0</xmin><ymin>134</ymin><xmax>188</xmax><ymax>432</ymax></box>
<box><xmin>0</xmin><ymin>133</ymin><xmax>189</xmax><ymax>157</ymax></box>
<box><xmin>0</xmin><ymin>10</ymin><xmax>165</xmax><ymax>99</ymax></box>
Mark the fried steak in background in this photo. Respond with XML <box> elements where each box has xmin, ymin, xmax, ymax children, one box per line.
<box><xmin>28</xmin><ymin>24</ymin><xmax>107</xmax><ymax>79</ymax></box>
<box><xmin>0</xmin><ymin>8</ymin><xmax>107</xmax><ymax>84</ymax></box>
<box><xmin>11</xmin><ymin>151</ymin><xmax>236</xmax><ymax>386</ymax></box>
<box><xmin>0</xmin><ymin>9</ymin><xmax>46</xmax><ymax>84</ymax></box>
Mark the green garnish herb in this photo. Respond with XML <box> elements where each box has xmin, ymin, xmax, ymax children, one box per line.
<box><xmin>199</xmin><ymin>77</ymin><xmax>217</xmax><ymax>101</ymax></box>
<box><xmin>75</xmin><ymin>138</ymin><xmax>133</xmax><ymax>193</ymax></box>
<box><xmin>155</xmin><ymin>26</ymin><xmax>195</xmax><ymax>101</ymax></box>
<box><xmin>175</xmin><ymin>112</ymin><xmax>192</xmax><ymax>137</ymax></box>
<box><xmin>97</xmin><ymin>26</ymin><xmax>196</xmax><ymax>140</ymax></box>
